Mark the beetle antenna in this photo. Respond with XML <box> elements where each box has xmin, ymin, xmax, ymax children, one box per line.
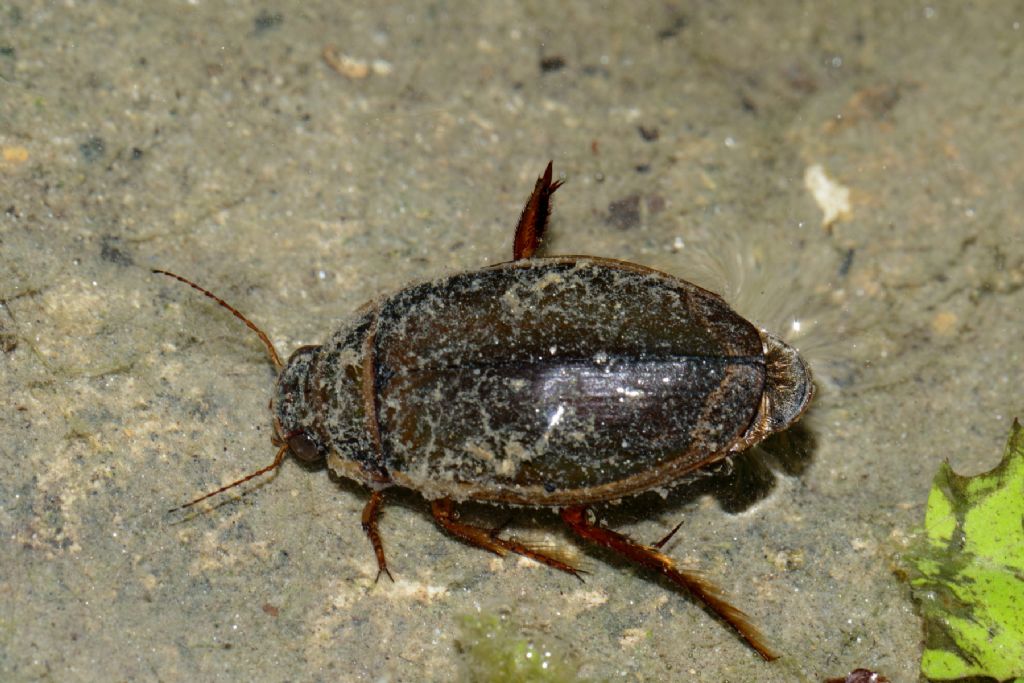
<box><xmin>152</xmin><ymin>268</ymin><xmax>284</xmax><ymax>371</ymax></box>
<box><xmin>169</xmin><ymin>444</ymin><xmax>288</xmax><ymax>513</ymax></box>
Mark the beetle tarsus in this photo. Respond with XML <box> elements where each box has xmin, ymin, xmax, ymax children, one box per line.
<box><xmin>560</xmin><ymin>505</ymin><xmax>779</xmax><ymax>662</ymax></box>
<box><xmin>361</xmin><ymin>490</ymin><xmax>395</xmax><ymax>582</ymax></box>
<box><xmin>512</xmin><ymin>161</ymin><xmax>564</xmax><ymax>260</ymax></box>
<box><xmin>431</xmin><ymin>498</ymin><xmax>583</xmax><ymax>579</ymax></box>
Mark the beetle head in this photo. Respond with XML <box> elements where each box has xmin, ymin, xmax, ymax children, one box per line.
<box><xmin>154</xmin><ymin>268</ymin><xmax>302</xmax><ymax>513</ymax></box>
<box><xmin>166</xmin><ymin>343</ymin><xmax>326</xmax><ymax>514</ymax></box>
<box><xmin>272</xmin><ymin>345</ymin><xmax>328</xmax><ymax>464</ymax></box>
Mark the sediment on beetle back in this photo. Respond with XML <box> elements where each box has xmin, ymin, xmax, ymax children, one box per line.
<box><xmin>279</xmin><ymin>256</ymin><xmax>806</xmax><ymax>506</ymax></box>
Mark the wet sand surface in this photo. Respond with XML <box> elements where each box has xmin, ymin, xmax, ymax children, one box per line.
<box><xmin>2</xmin><ymin>3</ymin><xmax>1023</xmax><ymax>681</ymax></box>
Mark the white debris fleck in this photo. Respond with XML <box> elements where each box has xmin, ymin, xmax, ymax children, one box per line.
<box><xmin>572</xmin><ymin>590</ymin><xmax>609</xmax><ymax>609</ymax></box>
<box><xmin>547</xmin><ymin>405</ymin><xmax>566</xmax><ymax>429</ymax></box>
<box><xmin>387</xmin><ymin>579</ymin><xmax>449</xmax><ymax>602</ymax></box>
<box><xmin>371</xmin><ymin>59</ymin><xmax>394</xmax><ymax>76</ymax></box>
<box><xmin>619</xmin><ymin>627</ymin><xmax>647</xmax><ymax>648</ymax></box>
<box><xmin>322</xmin><ymin>47</ymin><xmax>377</xmax><ymax>79</ymax></box>
<box><xmin>803</xmin><ymin>163</ymin><xmax>851</xmax><ymax>227</ymax></box>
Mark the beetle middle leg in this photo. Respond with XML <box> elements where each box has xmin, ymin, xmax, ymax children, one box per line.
<box><xmin>560</xmin><ymin>506</ymin><xmax>779</xmax><ymax>662</ymax></box>
<box><xmin>430</xmin><ymin>498</ymin><xmax>583</xmax><ymax>579</ymax></box>
<box><xmin>361</xmin><ymin>490</ymin><xmax>394</xmax><ymax>583</ymax></box>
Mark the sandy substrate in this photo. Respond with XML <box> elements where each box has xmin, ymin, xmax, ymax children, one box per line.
<box><xmin>2</xmin><ymin>3</ymin><xmax>1022</xmax><ymax>681</ymax></box>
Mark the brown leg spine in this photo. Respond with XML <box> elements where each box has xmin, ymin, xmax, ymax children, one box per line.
<box><xmin>652</xmin><ymin>519</ymin><xmax>685</xmax><ymax>549</ymax></box>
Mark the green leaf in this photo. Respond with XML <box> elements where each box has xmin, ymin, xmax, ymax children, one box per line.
<box><xmin>909</xmin><ymin>419</ymin><xmax>1024</xmax><ymax>681</ymax></box>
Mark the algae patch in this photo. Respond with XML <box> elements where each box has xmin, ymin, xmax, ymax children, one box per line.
<box><xmin>455</xmin><ymin>612</ymin><xmax>589</xmax><ymax>683</ymax></box>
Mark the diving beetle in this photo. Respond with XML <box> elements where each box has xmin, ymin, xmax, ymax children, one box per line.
<box><xmin>157</xmin><ymin>162</ymin><xmax>814</xmax><ymax>661</ymax></box>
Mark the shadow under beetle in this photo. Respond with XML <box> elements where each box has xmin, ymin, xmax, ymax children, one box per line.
<box><xmin>157</xmin><ymin>162</ymin><xmax>814</xmax><ymax>661</ymax></box>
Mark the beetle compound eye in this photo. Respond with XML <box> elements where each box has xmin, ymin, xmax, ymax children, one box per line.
<box><xmin>287</xmin><ymin>432</ymin><xmax>323</xmax><ymax>463</ymax></box>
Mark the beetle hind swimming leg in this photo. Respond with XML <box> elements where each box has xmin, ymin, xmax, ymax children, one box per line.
<box><xmin>512</xmin><ymin>161</ymin><xmax>564</xmax><ymax>260</ymax></box>
<box><xmin>560</xmin><ymin>506</ymin><xmax>779</xmax><ymax>662</ymax></box>
<box><xmin>430</xmin><ymin>499</ymin><xmax>584</xmax><ymax>579</ymax></box>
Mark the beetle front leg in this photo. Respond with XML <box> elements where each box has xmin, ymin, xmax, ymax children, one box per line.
<box><xmin>430</xmin><ymin>498</ymin><xmax>583</xmax><ymax>579</ymax></box>
<box><xmin>560</xmin><ymin>506</ymin><xmax>779</xmax><ymax>662</ymax></box>
<box><xmin>361</xmin><ymin>490</ymin><xmax>394</xmax><ymax>583</ymax></box>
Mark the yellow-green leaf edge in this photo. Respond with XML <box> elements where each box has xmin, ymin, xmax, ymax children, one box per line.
<box><xmin>910</xmin><ymin>419</ymin><xmax>1024</xmax><ymax>682</ymax></box>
